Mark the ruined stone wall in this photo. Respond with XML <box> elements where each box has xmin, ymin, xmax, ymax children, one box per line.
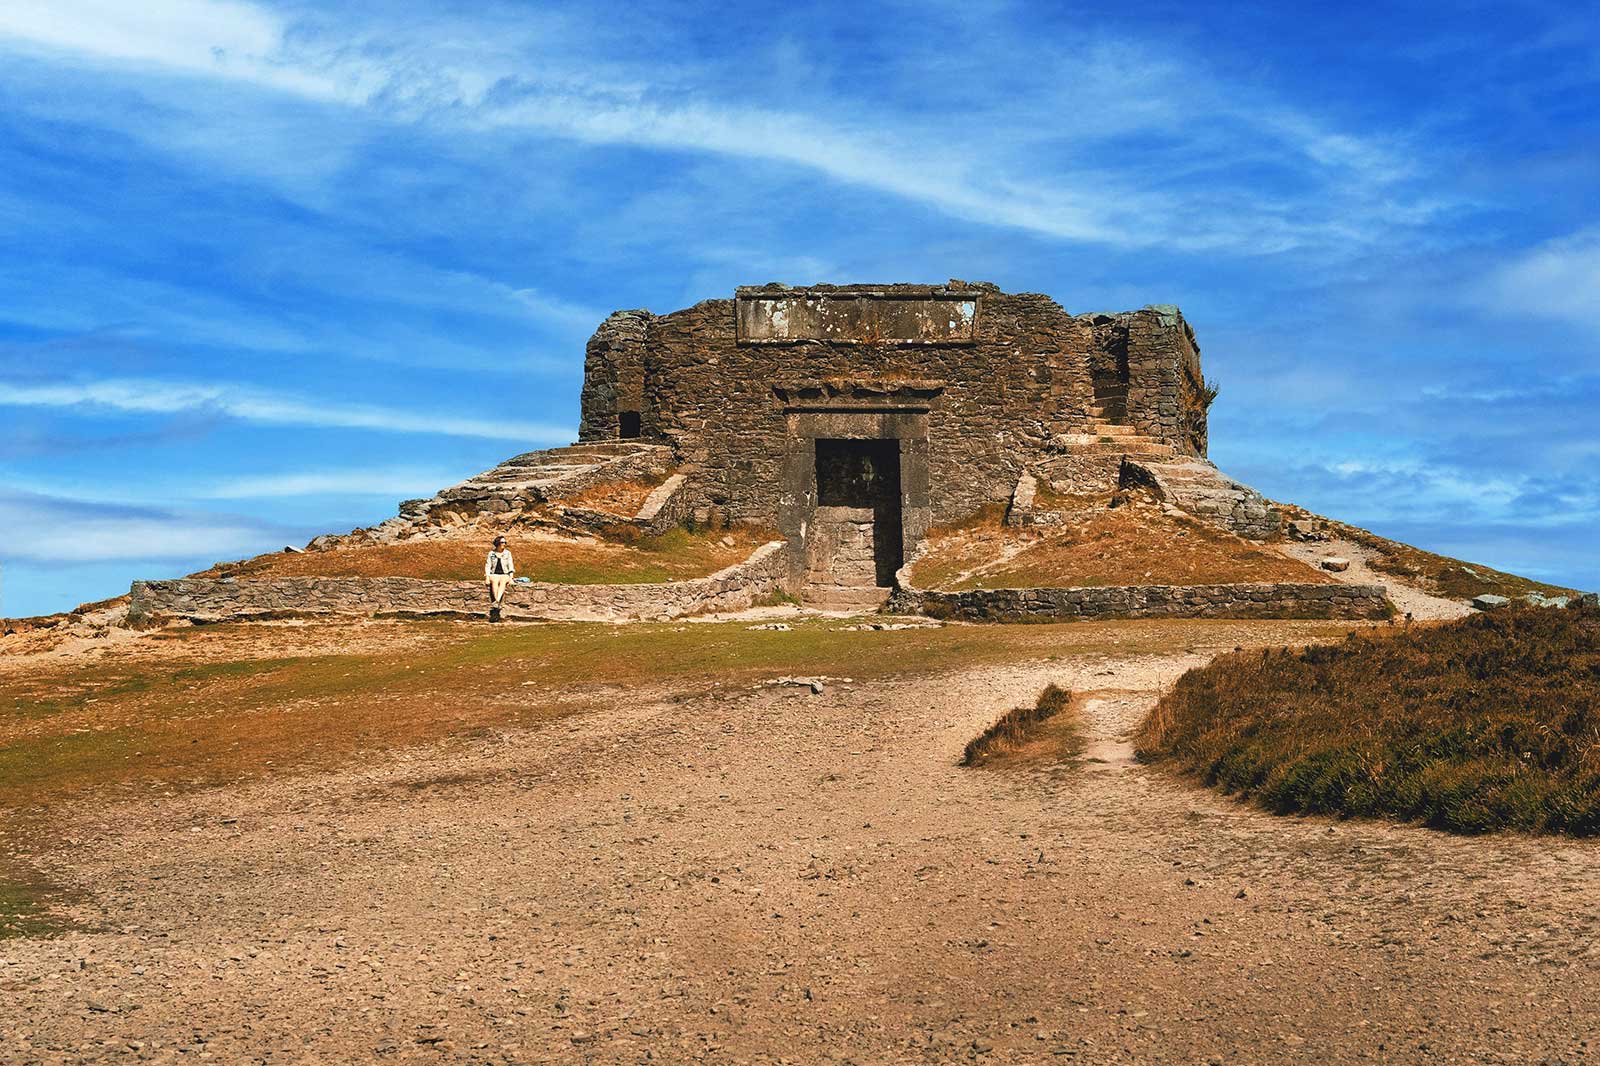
<box><xmin>576</xmin><ymin>284</ymin><xmax>1211</xmax><ymax>529</ymax></box>
<box><xmin>622</xmin><ymin>283</ymin><xmax>1101</xmax><ymax>525</ymax></box>
<box><xmin>130</xmin><ymin>543</ymin><xmax>792</xmax><ymax>624</ymax></box>
<box><xmin>578</xmin><ymin>310</ymin><xmax>650</xmax><ymax>442</ymax></box>
<box><xmin>1119</xmin><ymin>458</ymin><xmax>1282</xmax><ymax>541</ymax></box>
<box><xmin>1089</xmin><ymin>307</ymin><xmax>1208</xmax><ymax>456</ymax></box>
<box><xmin>897</xmin><ymin>582</ymin><xmax>1391</xmax><ymax>623</ymax></box>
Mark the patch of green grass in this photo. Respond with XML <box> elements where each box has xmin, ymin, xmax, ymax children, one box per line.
<box><xmin>756</xmin><ymin>587</ymin><xmax>802</xmax><ymax>608</ymax></box>
<box><xmin>0</xmin><ymin>873</ymin><xmax>67</xmax><ymax>940</ymax></box>
<box><xmin>1137</xmin><ymin>605</ymin><xmax>1600</xmax><ymax>834</ymax></box>
<box><xmin>1</xmin><ymin>657</ymin><xmax>324</xmax><ymax>722</ymax></box>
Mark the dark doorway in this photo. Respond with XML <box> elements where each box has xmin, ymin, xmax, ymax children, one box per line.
<box><xmin>618</xmin><ymin>411</ymin><xmax>642</xmax><ymax>439</ymax></box>
<box><xmin>1092</xmin><ymin>336</ymin><xmax>1130</xmax><ymax>424</ymax></box>
<box><xmin>815</xmin><ymin>438</ymin><xmax>903</xmax><ymax>584</ymax></box>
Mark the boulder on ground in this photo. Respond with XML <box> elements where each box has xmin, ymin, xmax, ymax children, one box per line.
<box><xmin>1581</xmin><ymin>592</ymin><xmax>1599</xmax><ymax>608</ymax></box>
<box><xmin>1286</xmin><ymin>520</ymin><xmax>1328</xmax><ymax>542</ymax></box>
<box><xmin>1320</xmin><ymin>557</ymin><xmax>1351</xmax><ymax>573</ymax></box>
<box><xmin>1472</xmin><ymin>594</ymin><xmax>1511</xmax><ymax>611</ymax></box>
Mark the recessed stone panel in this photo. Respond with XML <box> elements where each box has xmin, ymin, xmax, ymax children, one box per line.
<box><xmin>737</xmin><ymin>293</ymin><xmax>977</xmax><ymax>346</ymax></box>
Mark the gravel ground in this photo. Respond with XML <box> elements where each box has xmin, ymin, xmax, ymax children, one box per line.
<box><xmin>4</xmin><ymin>633</ymin><xmax>1597</xmax><ymax>1064</ymax></box>
<box><xmin>1281</xmin><ymin>539</ymin><xmax>1473</xmax><ymax>622</ymax></box>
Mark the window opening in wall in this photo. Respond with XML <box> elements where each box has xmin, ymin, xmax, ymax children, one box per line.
<box><xmin>618</xmin><ymin>411</ymin><xmax>641</xmax><ymax>439</ymax></box>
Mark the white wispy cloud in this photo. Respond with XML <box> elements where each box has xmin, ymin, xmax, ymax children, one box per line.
<box><xmin>0</xmin><ymin>0</ymin><xmax>348</xmax><ymax>99</ymax></box>
<box><xmin>0</xmin><ymin>0</ymin><xmax>1439</xmax><ymax>256</ymax></box>
<box><xmin>1483</xmin><ymin>227</ymin><xmax>1600</xmax><ymax>331</ymax></box>
<box><xmin>0</xmin><ymin>490</ymin><xmax>283</xmax><ymax>562</ymax></box>
<box><xmin>197</xmin><ymin>467</ymin><xmax>460</xmax><ymax>499</ymax></box>
<box><xmin>0</xmin><ymin>379</ymin><xmax>573</xmax><ymax>442</ymax></box>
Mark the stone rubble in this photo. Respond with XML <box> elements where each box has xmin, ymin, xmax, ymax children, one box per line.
<box><xmin>1118</xmin><ymin>457</ymin><xmax>1282</xmax><ymax>541</ymax></box>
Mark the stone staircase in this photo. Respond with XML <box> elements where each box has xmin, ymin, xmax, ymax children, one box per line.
<box><xmin>1036</xmin><ymin>415</ymin><xmax>1179</xmax><ymax>493</ymax></box>
<box><xmin>802</xmin><ymin>584</ymin><xmax>894</xmax><ymax>612</ymax></box>
<box><xmin>1056</xmin><ymin>411</ymin><xmax>1179</xmax><ymax>458</ymax></box>
<box><xmin>340</xmin><ymin>442</ymin><xmax>676</xmax><ymax>545</ymax></box>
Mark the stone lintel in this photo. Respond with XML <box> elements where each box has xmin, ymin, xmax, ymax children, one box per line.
<box><xmin>774</xmin><ymin>379</ymin><xmax>945</xmax><ymax>413</ymax></box>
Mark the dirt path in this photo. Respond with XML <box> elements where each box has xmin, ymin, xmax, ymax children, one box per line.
<box><xmin>1281</xmin><ymin>538</ymin><xmax>1472</xmax><ymax>622</ymax></box>
<box><xmin>4</xmin><ymin>642</ymin><xmax>1598</xmax><ymax>1064</ymax></box>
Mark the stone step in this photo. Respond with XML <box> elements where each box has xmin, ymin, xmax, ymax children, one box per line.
<box><xmin>471</xmin><ymin>464</ymin><xmax>605</xmax><ymax>485</ymax></box>
<box><xmin>1065</xmin><ymin>441</ymin><xmax>1178</xmax><ymax>457</ymax></box>
<box><xmin>801</xmin><ymin>585</ymin><xmax>893</xmax><ymax>611</ymax></box>
<box><xmin>1091</xmin><ymin>423</ymin><xmax>1139</xmax><ymax>436</ymax></box>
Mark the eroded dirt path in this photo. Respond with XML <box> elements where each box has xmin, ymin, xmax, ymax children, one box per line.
<box><xmin>4</xmin><ymin>638</ymin><xmax>1599</xmax><ymax>1064</ymax></box>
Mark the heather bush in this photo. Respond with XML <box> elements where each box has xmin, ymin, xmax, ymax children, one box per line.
<box><xmin>963</xmin><ymin>684</ymin><xmax>1074</xmax><ymax>765</ymax></box>
<box><xmin>1136</xmin><ymin>606</ymin><xmax>1600</xmax><ymax>834</ymax></box>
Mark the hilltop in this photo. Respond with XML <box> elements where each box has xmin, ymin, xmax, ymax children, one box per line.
<box><xmin>3</xmin><ymin>286</ymin><xmax>1597</xmax><ymax>1062</ymax></box>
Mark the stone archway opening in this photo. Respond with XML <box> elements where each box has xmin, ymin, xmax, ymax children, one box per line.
<box><xmin>773</xmin><ymin>380</ymin><xmax>941</xmax><ymax>610</ymax></box>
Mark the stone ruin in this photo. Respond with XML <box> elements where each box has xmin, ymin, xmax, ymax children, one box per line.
<box><xmin>578</xmin><ymin>281</ymin><xmax>1280</xmax><ymax>608</ymax></box>
<box><xmin>130</xmin><ymin>281</ymin><xmax>1349</xmax><ymax>626</ymax></box>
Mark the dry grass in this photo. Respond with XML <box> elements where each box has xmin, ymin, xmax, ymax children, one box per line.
<box><xmin>1137</xmin><ymin>605</ymin><xmax>1600</xmax><ymax>834</ymax></box>
<box><xmin>212</xmin><ymin>527</ymin><xmax>765</xmax><ymax>585</ymax></box>
<box><xmin>910</xmin><ymin>496</ymin><xmax>1330</xmax><ymax>591</ymax></box>
<box><xmin>561</xmin><ymin>474</ymin><xmax>669</xmax><ymax>517</ymax></box>
<box><xmin>0</xmin><ymin>617</ymin><xmax>1364</xmax><ymax>825</ymax></box>
<box><xmin>0</xmin><ymin>873</ymin><xmax>64</xmax><ymax>940</ymax></box>
<box><xmin>962</xmin><ymin>684</ymin><xmax>1077</xmax><ymax>766</ymax></box>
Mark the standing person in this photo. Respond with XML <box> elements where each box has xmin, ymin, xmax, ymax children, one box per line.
<box><xmin>484</xmin><ymin>535</ymin><xmax>515</xmax><ymax>622</ymax></box>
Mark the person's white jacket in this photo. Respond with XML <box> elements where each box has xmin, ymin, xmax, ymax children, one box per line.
<box><xmin>485</xmin><ymin>549</ymin><xmax>515</xmax><ymax>579</ymax></box>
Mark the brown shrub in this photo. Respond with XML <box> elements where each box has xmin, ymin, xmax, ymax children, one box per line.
<box><xmin>1137</xmin><ymin>605</ymin><xmax>1600</xmax><ymax>834</ymax></box>
<box><xmin>962</xmin><ymin>684</ymin><xmax>1075</xmax><ymax>766</ymax></box>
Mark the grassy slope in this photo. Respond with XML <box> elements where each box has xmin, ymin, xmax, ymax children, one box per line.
<box><xmin>1</xmin><ymin>617</ymin><xmax>1368</xmax><ymax>820</ymax></box>
<box><xmin>1137</xmin><ymin>606</ymin><xmax>1600</xmax><ymax>834</ymax></box>
<box><xmin>910</xmin><ymin>497</ymin><xmax>1330</xmax><ymax>591</ymax></box>
<box><xmin>962</xmin><ymin>685</ymin><xmax>1080</xmax><ymax>766</ymax></box>
<box><xmin>561</xmin><ymin>474</ymin><xmax>670</xmax><ymax>516</ymax></box>
<box><xmin>210</xmin><ymin>527</ymin><xmax>766</xmax><ymax>585</ymax></box>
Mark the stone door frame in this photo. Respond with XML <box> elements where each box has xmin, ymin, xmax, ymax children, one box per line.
<box><xmin>773</xmin><ymin>380</ymin><xmax>942</xmax><ymax>586</ymax></box>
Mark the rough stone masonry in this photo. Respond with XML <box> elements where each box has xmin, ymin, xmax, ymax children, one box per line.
<box><xmin>578</xmin><ymin>282</ymin><xmax>1273</xmax><ymax>595</ymax></box>
<box><xmin>123</xmin><ymin>282</ymin><xmax>1364</xmax><ymax>624</ymax></box>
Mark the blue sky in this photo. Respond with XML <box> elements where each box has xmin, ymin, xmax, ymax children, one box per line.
<box><xmin>1</xmin><ymin>0</ymin><xmax>1596</xmax><ymax>616</ymax></box>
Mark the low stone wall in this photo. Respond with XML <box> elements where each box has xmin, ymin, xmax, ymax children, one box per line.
<box><xmin>130</xmin><ymin>543</ymin><xmax>792</xmax><ymax>624</ymax></box>
<box><xmin>894</xmin><ymin>581</ymin><xmax>1392</xmax><ymax>623</ymax></box>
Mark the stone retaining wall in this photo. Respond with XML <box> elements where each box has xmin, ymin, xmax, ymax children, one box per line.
<box><xmin>130</xmin><ymin>543</ymin><xmax>792</xmax><ymax>625</ymax></box>
<box><xmin>894</xmin><ymin>582</ymin><xmax>1392</xmax><ymax>623</ymax></box>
